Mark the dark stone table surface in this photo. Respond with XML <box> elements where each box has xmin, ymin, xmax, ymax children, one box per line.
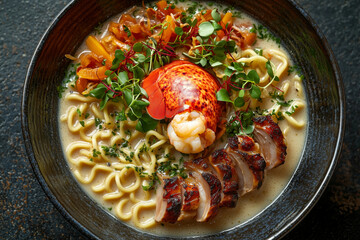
<box><xmin>0</xmin><ymin>0</ymin><xmax>359</xmax><ymax>239</ymax></box>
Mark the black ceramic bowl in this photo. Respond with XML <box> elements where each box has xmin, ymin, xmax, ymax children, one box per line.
<box><xmin>21</xmin><ymin>0</ymin><xmax>344</xmax><ymax>239</ymax></box>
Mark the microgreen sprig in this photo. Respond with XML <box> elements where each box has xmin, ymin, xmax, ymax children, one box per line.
<box><xmin>88</xmin><ymin>48</ymin><xmax>159</xmax><ymax>133</ymax></box>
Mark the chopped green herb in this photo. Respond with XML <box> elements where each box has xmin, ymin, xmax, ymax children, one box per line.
<box><xmin>94</xmin><ymin>22</ymin><xmax>103</xmax><ymax>35</ymax></box>
<box><xmin>57</xmin><ymin>63</ymin><xmax>80</xmax><ymax>98</ymax></box>
<box><xmin>254</xmin><ymin>48</ymin><xmax>263</xmax><ymax>56</ymax></box>
<box><xmin>250</xmin><ymin>24</ymin><xmax>280</xmax><ymax>47</ymax></box>
<box><xmin>226</xmin><ymin>111</ymin><xmax>255</xmax><ymax>136</ymax></box>
<box><xmin>95</xmin><ymin>118</ymin><xmax>103</xmax><ymax>129</ymax></box>
<box><xmin>92</xmin><ymin>149</ymin><xmax>101</xmax><ymax>158</ymax></box>
<box><xmin>123</xmin><ymin>25</ymin><xmax>131</xmax><ymax>37</ymax></box>
<box><xmin>285</xmin><ymin>105</ymin><xmax>298</xmax><ymax>116</ymax></box>
<box><xmin>269</xmin><ymin>90</ymin><xmax>293</xmax><ymax>107</ymax></box>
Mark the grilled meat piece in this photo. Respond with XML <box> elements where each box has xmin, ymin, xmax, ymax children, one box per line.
<box><xmin>209</xmin><ymin>149</ymin><xmax>239</xmax><ymax>208</ymax></box>
<box><xmin>154</xmin><ymin>115</ymin><xmax>287</xmax><ymax>223</ymax></box>
<box><xmin>185</xmin><ymin>158</ymin><xmax>222</xmax><ymax>222</ymax></box>
<box><xmin>227</xmin><ymin>135</ymin><xmax>266</xmax><ymax>196</ymax></box>
<box><xmin>253</xmin><ymin>116</ymin><xmax>287</xmax><ymax>169</ymax></box>
<box><xmin>155</xmin><ymin>176</ymin><xmax>182</xmax><ymax>223</ymax></box>
<box><xmin>178</xmin><ymin>177</ymin><xmax>200</xmax><ymax>221</ymax></box>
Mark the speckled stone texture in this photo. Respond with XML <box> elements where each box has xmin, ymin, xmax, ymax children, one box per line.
<box><xmin>0</xmin><ymin>0</ymin><xmax>359</xmax><ymax>239</ymax></box>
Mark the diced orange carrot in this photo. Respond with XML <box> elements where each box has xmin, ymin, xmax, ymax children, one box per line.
<box><xmin>77</xmin><ymin>66</ymin><xmax>108</xmax><ymax>81</ymax></box>
<box><xmin>76</xmin><ymin>78</ymin><xmax>89</xmax><ymax>93</ymax></box>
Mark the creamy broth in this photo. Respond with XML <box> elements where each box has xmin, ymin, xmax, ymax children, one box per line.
<box><xmin>59</xmin><ymin>0</ymin><xmax>307</xmax><ymax>236</ymax></box>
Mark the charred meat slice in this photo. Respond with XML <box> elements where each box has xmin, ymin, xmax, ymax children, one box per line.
<box><xmin>178</xmin><ymin>177</ymin><xmax>200</xmax><ymax>221</ymax></box>
<box><xmin>185</xmin><ymin>159</ymin><xmax>222</xmax><ymax>222</ymax></box>
<box><xmin>209</xmin><ymin>149</ymin><xmax>239</xmax><ymax>208</ymax></box>
<box><xmin>253</xmin><ymin>116</ymin><xmax>287</xmax><ymax>169</ymax></box>
<box><xmin>227</xmin><ymin>135</ymin><xmax>266</xmax><ymax>196</ymax></box>
<box><xmin>155</xmin><ymin>176</ymin><xmax>182</xmax><ymax>223</ymax></box>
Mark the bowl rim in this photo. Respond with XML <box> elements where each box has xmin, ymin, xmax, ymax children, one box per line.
<box><xmin>21</xmin><ymin>0</ymin><xmax>345</xmax><ymax>239</ymax></box>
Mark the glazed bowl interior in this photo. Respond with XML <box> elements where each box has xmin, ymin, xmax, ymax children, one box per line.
<box><xmin>22</xmin><ymin>0</ymin><xmax>344</xmax><ymax>239</ymax></box>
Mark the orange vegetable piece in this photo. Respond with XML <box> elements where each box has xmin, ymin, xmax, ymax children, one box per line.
<box><xmin>76</xmin><ymin>78</ymin><xmax>89</xmax><ymax>93</ymax></box>
<box><xmin>86</xmin><ymin>36</ymin><xmax>112</xmax><ymax>63</ymax></box>
<box><xmin>217</xmin><ymin>30</ymin><xmax>225</xmax><ymax>39</ymax></box>
<box><xmin>119</xmin><ymin>14</ymin><xmax>137</xmax><ymax>24</ymax></box>
<box><xmin>156</xmin><ymin>0</ymin><xmax>167</xmax><ymax>11</ymax></box>
<box><xmin>130</xmin><ymin>24</ymin><xmax>142</xmax><ymax>34</ymax></box>
<box><xmin>79</xmin><ymin>53</ymin><xmax>103</xmax><ymax>68</ymax></box>
<box><xmin>242</xmin><ymin>32</ymin><xmax>257</xmax><ymax>48</ymax></box>
<box><xmin>221</xmin><ymin>12</ymin><xmax>233</xmax><ymax>29</ymax></box>
<box><xmin>161</xmin><ymin>15</ymin><xmax>175</xmax><ymax>44</ymax></box>
<box><xmin>77</xmin><ymin>66</ymin><xmax>108</xmax><ymax>81</ymax></box>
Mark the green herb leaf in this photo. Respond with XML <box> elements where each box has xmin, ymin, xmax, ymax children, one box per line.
<box><xmin>200</xmin><ymin>58</ymin><xmax>207</xmax><ymax>67</ymax></box>
<box><xmin>111</xmin><ymin>49</ymin><xmax>125</xmax><ymax>70</ymax></box>
<box><xmin>239</xmin><ymin>89</ymin><xmax>245</xmax><ymax>98</ymax></box>
<box><xmin>123</xmin><ymin>89</ymin><xmax>133</xmax><ymax>106</ymax></box>
<box><xmin>136</xmin><ymin>53</ymin><xmax>146</xmax><ymax>63</ymax></box>
<box><xmin>175</xmin><ymin>26</ymin><xmax>184</xmax><ymax>36</ymax></box>
<box><xmin>216</xmin><ymin>89</ymin><xmax>233</xmax><ymax>103</ymax></box>
<box><xmin>133</xmin><ymin>42</ymin><xmax>143</xmax><ymax>52</ymax></box>
<box><xmin>136</xmin><ymin>113</ymin><xmax>159</xmax><ymax>132</ymax></box>
<box><xmin>247</xmin><ymin>70</ymin><xmax>260</xmax><ymax>84</ymax></box>
<box><xmin>234</xmin><ymin>97</ymin><xmax>245</xmax><ymax>108</ymax></box>
<box><xmin>210</xmin><ymin>59</ymin><xmax>223</xmax><ymax>67</ymax></box>
<box><xmin>117</xmin><ymin>71</ymin><xmax>129</xmax><ymax>85</ymax></box>
<box><xmin>243</xmin><ymin>123</ymin><xmax>255</xmax><ymax>134</ymax></box>
<box><xmin>224</xmin><ymin>67</ymin><xmax>234</xmax><ymax>77</ymax></box>
<box><xmin>198</xmin><ymin>22</ymin><xmax>215</xmax><ymax>37</ymax></box>
<box><xmin>89</xmin><ymin>83</ymin><xmax>107</xmax><ymax>99</ymax></box>
<box><xmin>211</xmin><ymin>9</ymin><xmax>221</xmax><ymax>22</ymax></box>
<box><xmin>132</xmin><ymin>65</ymin><xmax>145</xmax><ymax>80</ymax></box>
<box><xmin>250</xmin><ymin>85</ymin><xmax>261</xmax><ymax>99</ymax></box>
<box><xmin>265</xmin><ymin>60</ymin><xmax>274</xmax><ymax>78</ymax></box>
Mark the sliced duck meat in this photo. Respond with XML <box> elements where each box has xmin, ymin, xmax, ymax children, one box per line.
<box><xmin>155</xmin><ymin>176</ymin><xmax>182</xmax><ymax>223</ymax></box>
<box><xmin>178</xmin><ymin>177</ymin><xmax>200</xmax><ymax>221</ymax></box>
<box><xmin>208</xmin><ymin>149</ymin><xmax>239</xmax><ymax>208</ymax></box>
<box><xmin>227</xmin><ymin>135</ymin><xmax>266</xmax><ymax>196</ymax></box>
<box><xmin>253</xmin><ymin>116</ymin><xmax>287</xmax><ymax>169</ymax></box>
<box><xmin>185</xmin><ymin>158</ymin><xmax>222</xmax><ymax>222</ymax></box>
